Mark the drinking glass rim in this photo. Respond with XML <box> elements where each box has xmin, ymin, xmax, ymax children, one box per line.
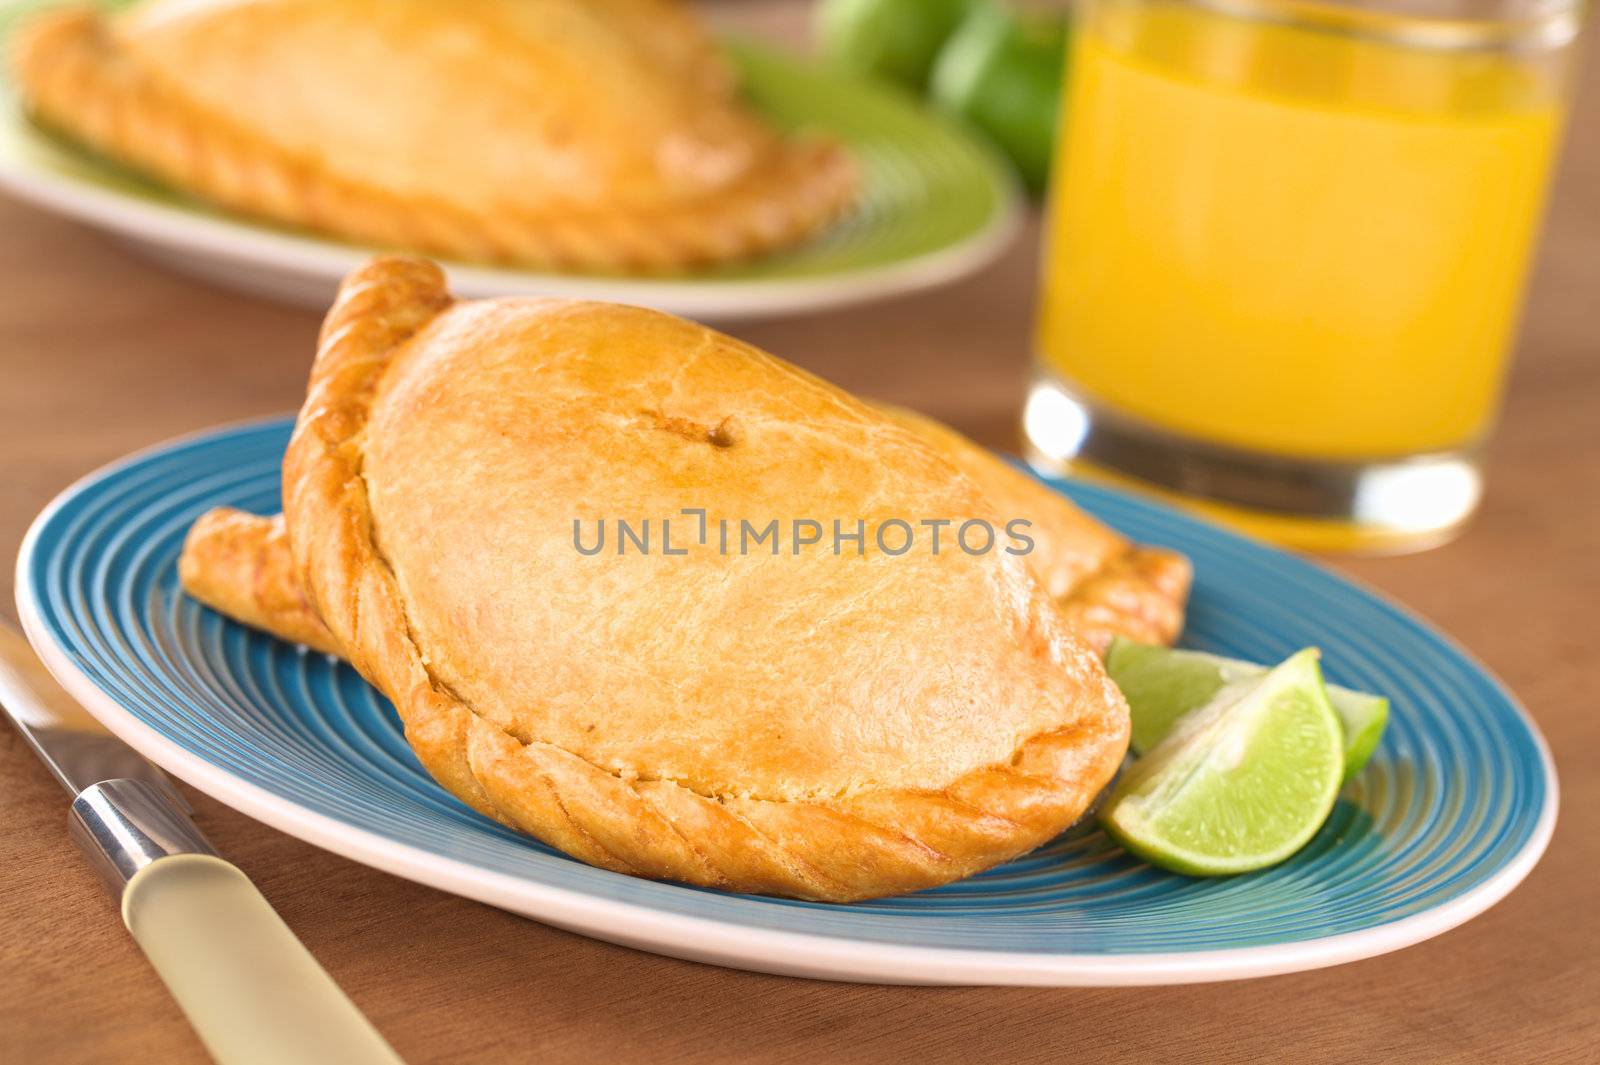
<box><xmin>1142</xmin><ymin>0</ymin><xmax>1586</xmax><ymax>51</ymax></box>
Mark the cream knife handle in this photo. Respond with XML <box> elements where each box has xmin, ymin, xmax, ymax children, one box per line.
<box><xmin>123</xmin><ymin>855</ymin><xmax>402</xmax><ymax>1065</ymax></box>
<box><xmin>70</xmin><ymin>780</ymin><xmax>403</xmax><ymax>1065</ymax></box>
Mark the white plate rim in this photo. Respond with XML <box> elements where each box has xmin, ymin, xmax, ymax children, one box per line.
<box><xmin>12</xmin><ymin>422</ymin><xmax>1560</xmax><ymax>986</ymax></box>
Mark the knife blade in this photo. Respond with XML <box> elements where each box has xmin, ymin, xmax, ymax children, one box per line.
<box><xmin>0</xmin><ymin>622</ymin><xmax>404</xmax><ymax>1065</ymax></box>
<box><xmin>0</xmin><ymin>624</ymin><xmax>185</xmax><ymax>799</ymax></box>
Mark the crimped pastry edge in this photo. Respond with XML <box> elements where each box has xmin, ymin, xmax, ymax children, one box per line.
<box><xmin>266</xmin><ymin>256</ymin><xmax>1130</xmax><ymax>902</ymax></box>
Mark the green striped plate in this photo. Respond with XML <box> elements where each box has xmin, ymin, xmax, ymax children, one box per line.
<box><xmin>0</xmin><ymin>0</ymin><xmax>1020</xmax><ymax>318</ymax></box>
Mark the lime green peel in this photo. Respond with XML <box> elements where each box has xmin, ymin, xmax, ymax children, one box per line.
<box><xmin>928</xmin><ymin>3</ymin><xmax>1068</xmax><ymax>194</ymax></box>
<box><xmin>1100</xmin><ymin>649</ymin><xmax>1346</xmax><ymax>877</ymax></box>
<box><xmin>816</xmin><ymin>0</ymin><xmax>973</xmax><ymax>92</ymax></box>
<box><xmin>1105</xmin><ymin>638</ymin><xmax>1388</xmax><ymax>781</ymax></box>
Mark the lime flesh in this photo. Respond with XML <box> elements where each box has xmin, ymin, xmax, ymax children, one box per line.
<box><xmin>1100</xmin><ymin>649</ymin><xmax>1345</xmax><ymax>876</ymax></box>
<box><xmin>1105</xmin><ymin>638</ymin><xmax>1388</xmax><ymax>781</ymax></box>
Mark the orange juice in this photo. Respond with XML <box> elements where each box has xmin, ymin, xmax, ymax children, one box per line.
<box><xmin>1036</xmin><ymin>0</ymin><xmax>1568</xmax><ymax>460</ymax></box>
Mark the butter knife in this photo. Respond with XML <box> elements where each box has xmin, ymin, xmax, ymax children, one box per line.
<box><xmin>0</xmin><ymin>623</ymin><xmax>403</xmax><ymax>1065</ymax></box>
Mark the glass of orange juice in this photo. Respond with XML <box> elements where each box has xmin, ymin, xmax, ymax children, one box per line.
<box><xmin>1025</xmin><ymin>0</ymin><xmax>1580</xmax><ymax>552</ymax></box>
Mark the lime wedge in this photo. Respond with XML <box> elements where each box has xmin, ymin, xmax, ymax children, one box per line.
<box><xmin>1105</xmin><ymin>638</ymin><xmax>1388</xmax><ymax>781</ymax></box>
<box><xmin>1100</xmin><ymin>649</ymin><xmax>1345</xmax><ymax>876</ymax></box>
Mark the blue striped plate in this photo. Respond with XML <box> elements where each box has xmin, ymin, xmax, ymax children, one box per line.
<box><xmin>17</xmin><ymin>418</ymin><xmax>1556</xmax><ymax>985</ymax></box>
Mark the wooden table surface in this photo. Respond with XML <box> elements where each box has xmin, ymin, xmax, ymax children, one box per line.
<box><xmin>3</xmin><ymin>5</ymin><xmax>1597</xmax><ymax>1063</ymax></box>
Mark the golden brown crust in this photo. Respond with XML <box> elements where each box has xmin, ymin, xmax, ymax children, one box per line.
<box><xmin>282</xmin><ymin>258</ymin><xmax>1133</xmax><ymax>899</ymax></box>
<box><xmin>178</xmin><ymin>508</ymin><xmax>340</xmax><ymax>656</ymax></box>
<box><xmin>180</xmin><ymin>509</ymin><xmax>1189</xmax><ymax>659</ymax></box>
<box><xmin>172</xmin><ymin>257</ymin><xmax>1187</xmax><ymax>901</ymax></box>
<box><xmin>179</xmin><ymin>407</ymin><xmax>1187</xmax><ymax>663</ymax></box>
<box><xmin>1055</xmin><ymin>546</ymin><xmax>1192</xmax><ymax>652</ymax></box>
<box><xmin>10</xmin><ymin>3</ymin><xmax>857</xmax><ymax>272</ymax></box>
<box><xmin>878</xmin><ymin>405</ymin><xmax>1191</xmax><ymax>650</ymax></box>
<box><xmin>177</xmin><ymin>353</ymin><xmax>1187</xmax><ymax>897</ymax></box>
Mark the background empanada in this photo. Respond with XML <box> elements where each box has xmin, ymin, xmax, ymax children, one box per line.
<box><xmin>11</xmin><ymin>0</ymin><xmax>858</xmax><ymax>271</ymax></box>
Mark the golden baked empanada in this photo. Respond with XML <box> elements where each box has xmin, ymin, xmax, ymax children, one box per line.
<box><xmin>184</xmin><ymin>410</ymin><xmax>1190</xmax><ymax>658</ymax></box>
<box><xmin>179</xmin><ymin>257</ymin><xmax>1190</xmax><ymax>901</ymax></box>
<box><xmin>11</xmin><ymin>0</ymin><xmax>856</xmax><ymax>271</ymax></box>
